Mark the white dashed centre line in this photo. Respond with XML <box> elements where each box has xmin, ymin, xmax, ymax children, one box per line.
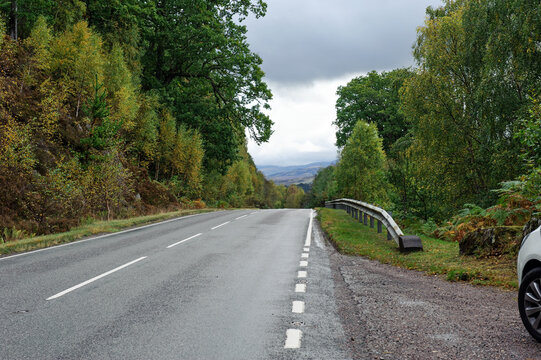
<box><xmin>284</xmin><ymin>329</ymin><xmax>303</xmax><ymax>349</ymax></box>
<box><xmin>211</xmin><ymin>221</ymin><xmax>230</xmax><ymax>230</ymax></box>
<box><xmin>303</xmin><ymin>247</ymin><xmax>309</xmax><ymax>252</ymax></box>
<box><xmin>298</xmin><ymin>271</ymin><xmax>307</xmax><ymax>278</ymax></box>
<box><xmin>167</xmin><ymin>233</ymin><xmax>202</xmax><ymax>249</ymax></box>
<box><xmin>46</xmin><ymin>256</ymin><xmax>147</xmax><ymax>300</ymax></box>
<box><xmin>301</xmin><ymin>253</ymin><xmax>309</xmax><ymax>259</ymax></box>
<box><xmin>292</xmin><ymin>301</ymin><xmax>305</xmax><ymax>314</ymax></box>
<box><xmin>235</xmin><ymin>214</ymin><xmax>247</xmax><ymax>220</ymax></box>
<box><xmin>299</xmin><ymin>260</ymin><xmax>308</xmax><ymax>267</ymax></box>
<box><xmin>295</xmin><ymin>284</ymin><xmax>306</xmax><ymax>293</ymax></box>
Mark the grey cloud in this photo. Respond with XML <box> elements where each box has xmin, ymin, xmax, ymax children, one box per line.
<box><xmin>245</xmin><ymin>0</ymin><xmax>443</xmax><ymax>84</ymax></box>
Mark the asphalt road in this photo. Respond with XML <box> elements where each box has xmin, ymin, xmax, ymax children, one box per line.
<box><xmin>0</xmin><ymin>209</ymin><xmax>350</xmax><ymax>360</ymax></box>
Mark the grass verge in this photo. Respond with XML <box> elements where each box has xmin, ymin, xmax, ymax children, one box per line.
<box><xmin>317</xmin><ymin>207</ymin><xmax>518</xmax><ymax>290</ymax></box>
<box><xmin>0</xmin><ymin>209</ymin><xmax>219</xmax><ymax>257</ymax></box>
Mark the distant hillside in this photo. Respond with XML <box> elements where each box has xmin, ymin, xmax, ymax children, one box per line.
<box><xmin>258</xmin><ymin>161</ymin><xmax>335</xmax><ymax>186</ymax></box>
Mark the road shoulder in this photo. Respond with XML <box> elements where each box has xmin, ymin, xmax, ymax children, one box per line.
<box><xmin>320</xmin><ymin>218</ymin><xmax>541</xmax><ymax>360</ymax></box>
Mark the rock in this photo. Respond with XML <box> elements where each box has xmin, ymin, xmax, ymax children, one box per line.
<box><xmin>523</xmin><ymin>217</ymin><xmax>541</xmax><ymax>239</ymax></box>
<box><xmin>459</xmin><ymin>226</ymin><xmax>523</xmax><ymax>258</ymax></box>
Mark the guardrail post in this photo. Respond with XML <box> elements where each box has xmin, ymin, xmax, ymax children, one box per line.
<box><xmin>377</xmin><ymin>220</ymin><xmax>382</xmax><ymax>233</ymax></box>
<box><xmin>358</xmin><ymin>211</ymin><xmax>363</xmax><ymax>223</ymax></box>
<box><xmin>370</xmin><ymin>216</ymin><xmax>374</xmax><ymax>228</ymax></box>
<box><xmin>363</xmin><ymin>213</ymin><xmax>368</xmax><ymax>225</ymax></box>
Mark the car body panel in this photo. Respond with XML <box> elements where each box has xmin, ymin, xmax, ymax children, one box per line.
<box><xmin>518</xmin><ymin>226</ymin><xmax>541</xmax><ymax>286</ymax></box>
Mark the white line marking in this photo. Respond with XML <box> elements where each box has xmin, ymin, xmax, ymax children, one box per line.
<box><xmin>284</xmin><ymin>329</ymin><xmax>302</xmax><ymax>349</ymax></box>
<box><xmin>299</xmin><ymin>261</ymin><xmax>308</xmax><ymax>267</ymax></box>
<box><xmin>292</xmin><ymin>301</ymin><xmax>305</xmax><ymax>314</ymax></box>
<box><xmin>235</xmin><ymin>215</ymin><xmax>248</xmax><ymax>220</ymax></box>
<box><xmin>166</xmin><ymin>233</ymin><xmax>202</xmax><ymax>248</ymax></box>
<box><xmin>298</xmin><ymin>271</ymin><xmax>307</xmax><ymax>278</ymax></box>
<box><xmin>46</xmin><ymin>257</ymin><xmax>147</xmax><ymax>300</ymax></box>
<box><xmin>304</xmin><ymin>209</ymin><xmax>314</xmax><ymax>247</ymax></box>
<box><xmin>211</xmin><ymin>221</ymin><xmax>230</xmax><ymax>230</ymax></box>
<box><xmin>303</xmin><ymin>247</ymin><xmax>309</xmax><ymax>252</ymax></box>
<box><xmin>301</xmin><ymin>253</ymin><xmax>309</xmax><ymax>259</ymax></box>
<box><xmin>250</xmin><ymin>211</ymin><xmax>258</xmax><ymax>215</ymax></box>
<box><xmin>295</xmin><ymin>284</ymin><xmax>306</xmax><ymax>293</ymax></box>
<box><xmin>314</xmin><ymin>224</ymin><xmax>324</xmax><ymax>249</ymax></box>
<box><xmin>0</xmin><ymin>212</ymin><xmax>217</xmax><ymax>262</ymax></box>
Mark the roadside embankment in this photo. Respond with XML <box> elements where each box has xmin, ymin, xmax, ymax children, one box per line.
<box><xmin>316</xmin><ymin>207</ymin><xmax>517</xmax><ymax>289</ymax></box>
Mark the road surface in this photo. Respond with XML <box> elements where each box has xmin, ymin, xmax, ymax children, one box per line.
<box><xmin>0</xmin><ymin>209</ymin><xmax>349</xmax><ymax>360</ymax></box>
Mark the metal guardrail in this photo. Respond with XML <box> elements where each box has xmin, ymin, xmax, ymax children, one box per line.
<box><xmin>325</xmin><ymin>198</ymin><xmax>423</xmax><ymax>252</ymax></box>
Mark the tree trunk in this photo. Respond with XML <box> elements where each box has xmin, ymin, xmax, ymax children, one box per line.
<box><xmin>9</xmin><ymin>0</ymin><xmax>17</xmax><ymax>40</ymax></box>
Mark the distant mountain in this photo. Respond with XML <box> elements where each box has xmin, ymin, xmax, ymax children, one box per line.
<box><xmin>258</xmin><ymin>161</ymin><xmax>335</xmax><ymax>186</ymax></box>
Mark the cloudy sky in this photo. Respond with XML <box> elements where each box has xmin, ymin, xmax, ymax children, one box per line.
<box><xmin>245</xmin><ymin>0</ymin><xmax>443</xmax><ymax>166</ymax></box>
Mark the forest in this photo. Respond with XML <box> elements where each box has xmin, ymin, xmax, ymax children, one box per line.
<box><xmin>308</xmin><ymin>0</ymin><xmax>540</xmax><ymax>240</ymax></box>
<box><xmin>0</xmin><ymin>0</ymin><xmax>305</xmax><ymax>241</ymax></box>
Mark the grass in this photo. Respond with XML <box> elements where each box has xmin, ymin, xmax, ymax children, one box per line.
<box><xmin>0</xmin><ymin>209</ymin><xmax>219</xmax><ymax>256</ymax></box>
<box><xmin>316</xmin><ymin>207</ymin><xmax>518</xmax><ymax>290</ymax></box>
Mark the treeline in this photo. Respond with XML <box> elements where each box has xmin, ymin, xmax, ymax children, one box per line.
<box><xmin>309</xmin><ymin>0</ymin><xmax>540</xmax><ymax>230</ymax></box>
<box><xmin>0</xmin><ymin>0</ymin><xmax>294</xmax><ymax>240</ymax></box>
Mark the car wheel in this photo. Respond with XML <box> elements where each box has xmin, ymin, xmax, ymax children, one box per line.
<box><xmin>519</xmin><ymin>267</ymin><xmax>541</xmax><ymax>342</ymax></box>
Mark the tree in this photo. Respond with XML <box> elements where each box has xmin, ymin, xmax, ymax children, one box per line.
<box><xmin>221</xmin><ymin>160</ymin><xmax>253</xmax><ymax>207</ymax></box>
<box><xmin>285</xmin><ymin>185</ymin><xmax>305</xmax><ymax>208</ymax></box>
<box><xmin>400</xmin><ymin>0</ymin><xmax>537</xmax><ymax>214</ymax></box>
<box><xmin>103</xmin><ymin>43</ymin><xmax>138</xmax><ymax>131</ymax></box>
<box><xmin>49</xmin><ymin>21</ymin><xmax>104</xmax><ymax>123</ymax></box>
<box><xmin>170</xmin><ymin>125</ymin><xmax>204</xmax><ymax>199</ymax></box>
<box><xmin>335</xmin><ymin>120</ymin><xmax>389</xmax><ymax>206</ymax></box>
<box><xmin>307</xmin><ymin>166</ymin><xmax>337</xmax><ymax>207</ymax></box>
<box><xmin>334</xmin><ymin>68</ymin><xmax>413</xmax><ymax>151</ymax></box>
<box><xmin>140</xmin><ymin>0</ymin><xmax>273</xmax><ymax>156</ymax></box>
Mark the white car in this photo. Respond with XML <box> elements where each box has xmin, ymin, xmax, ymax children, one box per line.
<box><xmin>518</xmin><ymin>225</ymin><xmax>541</xmax><ymax>342</ymax></box>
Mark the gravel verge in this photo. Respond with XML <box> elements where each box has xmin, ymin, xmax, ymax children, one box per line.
<box><xmin>320</xmin><ymin>219</ymin><xmax>541</xmax><ymax>360</ymax></box>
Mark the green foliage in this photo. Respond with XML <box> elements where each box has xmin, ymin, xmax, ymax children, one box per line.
<box><xmin>306</xmin><ymin>165</ymin><xmax>337</xmax><ymax>207</ymax></box>
<box><xmin>103</xmin><ymin>43</ymin><xmax>138</xmax><ymax>130</ymax></box>
<box><xmin>335</xmin><ymin>120</ymin><xmax>390</xmax><ymax>206</ymax></box>
<box><xmin>52</xmin><ymin>0</ymin><xmax>86</xmax><ymax>32</ymax></box>
<box><xmin>0</xmin><ymin>0</ymin><xmax>285</xmax><ymax>238</ymax></box>
<box><xmin>334</xmin><ymin>68</ymin><xmax>413</xmax><ymax>150</ymax></box>
<box><xmin>170</xmin><ymin>126</ymin><xmax>204</xmax><ymax>199</ymax></box>
<box><xmin>285</xmin><ymin>184</ymin><xmax>305</xmax><ymax>208</ymax></box>
<box><xmin>222</xmin><ymin>160</ymin><xmax>254</xmax><ymax>207</ymax></box>
<box><xmin>517</xmin><ymin>96</ymin><xmax>541</xmax><ymax>167</ymax></box>
<box><xmin>400</xmin><ymin>0</ymin><xmax>539</xmax><ymax>217</ymax></box>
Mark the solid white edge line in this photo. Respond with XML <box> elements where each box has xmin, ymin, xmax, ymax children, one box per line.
<box><xmin>166</xmin><ymin>233</ymin><xmax>202</xmax><ymax>249</ymax></box>
<box><xmin>295</xmin><ymin>284</ymin><xmax>306</xmax><ymax>293</ymax></box>
<box><xmin>46</xmin><ymin>256</ymin><xmax>147</xmax><ymax>300</ymax></box>
<box><xmin>292</xmin><ymin>301</ymin><xmax>305</xmax><ymax>314</ymax></box>
<box><xmin>235</xmin><ymin>215</ymin><xmax>248</xmax><ymax>220</ymax></box>
<box><xmin>0</xmin><ymin>211</ymin><xmax>220</xmax><ymax>262</ymax></box>
<box><xmin>211</xmin><ymin>221</ymin><xmax>230</xmax><ymax>230</ymax></box>
<box><xmin>304</xmin><ymin>209</ymin><xmax>314</xmax><ymax>247</ymax></box>
<box><xmin>284</xmin><ymin>329</ymin><xmax>302</xmax><ymax>349</ymax></box>
<box><xmin>299</xmin><ymin>260</ymin><xmax>308</xmax><ymax>267</ymax></box>
<box><xmin>298</xmin><ymin>271</ymin><xmax>307</xmax><ymax>278</ymax></box>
